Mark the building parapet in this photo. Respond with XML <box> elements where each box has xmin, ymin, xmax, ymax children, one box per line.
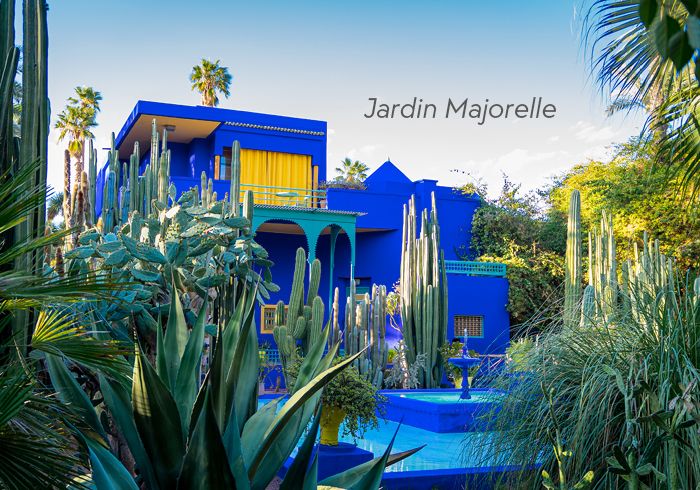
<box><xmin>445</xmin><ymin>260</ymin><xmax>506</xmax><ymax>277</ymax></box>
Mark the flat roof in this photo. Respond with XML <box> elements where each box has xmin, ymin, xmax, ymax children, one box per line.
<box><xmin>114</xmin><ymin>100</ymin><xmax>327</xmax><ymax>158</ymax></box>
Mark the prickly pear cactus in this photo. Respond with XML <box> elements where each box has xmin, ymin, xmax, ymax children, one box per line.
<box><xmin>55</xmin><ymin>120</ymin><xmax>275</xmax><ymax>344</ymax></box>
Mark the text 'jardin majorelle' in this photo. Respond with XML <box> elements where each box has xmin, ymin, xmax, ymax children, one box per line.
<box><xmin>363</xmin><ymin>97</ymin><xmax>557</xmax><ymax>125</ymax></box>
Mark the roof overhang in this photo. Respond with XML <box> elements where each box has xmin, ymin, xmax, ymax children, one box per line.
<box><xmin>114</xmin><ymin>100</ymin><xmax>327</xmax><ymax>159</ymax></box>
<box><xmin>119</xmin><ymin>115</ymin><xmax>220</xmax><ymax>157</ymax></box>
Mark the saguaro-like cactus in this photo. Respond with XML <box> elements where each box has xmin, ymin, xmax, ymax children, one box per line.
<box><xmin>399</xmin><ymin>193</ymin><xmax>448</xmax><ymax>389</ymax></box>
<box><xmin>345</xmin><ymin>284</ymin><xmax>389</xmax><ymax>388</ymax></box>
<box><xmin>272</xmin><ymin>247</ymin><xmax>326</xmax><ymax>383</ymax></box>
<box><xmin>564</xmin><ymin>190</ymin><xmax>582</xmax><ymax>328</ymax></box>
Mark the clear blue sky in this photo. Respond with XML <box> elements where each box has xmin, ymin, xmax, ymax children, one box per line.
<box><xmin>45</xmin><ymin>0</ymin><xmax>644</xmax><ymax>196</ymax></box>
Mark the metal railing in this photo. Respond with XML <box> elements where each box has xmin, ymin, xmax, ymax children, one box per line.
<box><xmin>444</xmin><ymin>260</ymin><xmax>507</xmax><ymax>277</ymax></box>
<box><xmin>259</xmin><ymin>348</ymin><xmax>281</xmax><ymax>365</ymax></box>
<box><xmin>259</xmin><ymin>346</ymin><xmax>345</xmax><ymax>366</ymax></box>
<box><xmin>240</xmin><ymin>183</ymin><xmax>327</xmax><ymax>208</ymax></box>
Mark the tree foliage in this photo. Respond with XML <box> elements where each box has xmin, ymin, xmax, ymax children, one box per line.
<box><xmin>464</xmin><ymin>177</ymin><xmax>566</xmax><ymax>331</ymax></box>
<box><xmin>335</xmin><ymin>157</ymin><xmax>369</xmax><ymax>183</ymax></box>
<box><xmin>189</xmin><ymin>59</ymin><xmax>232</xmax><ymax>107</ymax></box>
<box><xmin>550</xmin><ymin>137</ymin><xmax>700</xmax><ymax>271</ymax></box>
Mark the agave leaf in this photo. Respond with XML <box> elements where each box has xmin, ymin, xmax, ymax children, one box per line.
<box><xmin>44</xmin><ymin>353</ymin><xmax>108</xmax><ymax>442</ymax></box>
<box><xmin>155</xmin><ymin>313</ymin><xmax>168</xmax><ymax>383</ymax></box>
<box><xmin>176</xmin><ymin>390</ymin><xmax>235</xmax><ymax>489</ymax></box>
<box><xmin>225</xmin><ymin>289</ymin><xmax>260</xmax><ymax>432</ymax></box>
<box><xmin>250</xmin><ymin>400</ymin><xmax>315</xmax><ymax>490</ymax></box>
<box><xmin>247</xmin><ymin>350</ymin><xmax>365</xmax><ymax>480</ymax></box>
<box><xmin>319</xmin><ymin>439</ymin><xmax>424</xmax><ymax>488</ymax></box>
<box><xmin>174</xmin><ymin>297</ymin><xmax>208</xmax><ymax>434</ymax></box>
<box><xmin>162</xmin><ymin>280</ymin><xmax>188</xmax><ymax>390</ymax></box>
<box><xmin>292</xmin><ymin>326</ymin><xmax>330</xmax><ymax>393</ymax></box>
<box><xmin>240</xmin><ymin>398</ymin><xmax>282</xmax><ymax>467</ymax></box>
<box><xmin>132</xmin><ymin>345</ymin><xmax>185</xmax><ymax>489</ymax></box>
<box><xmin>321</xmin><ymin>421</ymin><xmax>404</xmax><ymax>490</ymax></box>
<box><xmin>98</xmin><ymin>375</ymin><xmax>158</xmax><ymax>490</ymax></box>
<box><xmin>279</xmin><ymin>406</ymin><xmax>322</xmax><ymax>490</ymax></box>
<box><xmin>85</xmin><ymin>436</ymin><xmax>139</xmax><ymax>490</ymax></box>
<box><xmin>222</xmin><ymin>401</ymin><xmax>251</xmax><ymax>489</ymax></box>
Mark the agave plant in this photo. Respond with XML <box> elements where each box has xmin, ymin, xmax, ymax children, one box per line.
<box><xmin>46</xmin><ymin>278</ymin><xmax>420</xmax><ymax>489</ymax></box>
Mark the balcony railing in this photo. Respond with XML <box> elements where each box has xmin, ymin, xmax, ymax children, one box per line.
<box><xmin>240</xmin><ymin>183</ymin><xmax>327</xmax><ymax>208</ymax></box>
<box><xmin>444</xmin><ymin>260</ymin><xmax>507</xmax><ymax>277</ymax></box>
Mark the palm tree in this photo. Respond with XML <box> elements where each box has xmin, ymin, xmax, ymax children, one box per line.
<box><xmin>46</xmin><ymin>191</ymin><xmax>63</xmax><ymax>223</ymax></box>
<box><xmin>189</xmin><ymin>59</ymin><xmax>232</xmax><ymax>107</ymax></box>
<box><xmin>55</xmin><ymin>86</ymin><xmax>101</xmax><ymax>178</ymax></box>
<box><xmin>583</xmin><ymin>1</ymin><xmax>698</xmax><ymax>186</ymax></box>
<box><xmin>335</xmin><ymin>157</ymin><xmax>369</xmax><ymax>183</ymax></box>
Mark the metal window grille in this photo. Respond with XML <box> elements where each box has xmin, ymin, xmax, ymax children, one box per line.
<box><xmin>454</xmin><ymin>315</ymin><xmax>484</xmax><ymax>338</ymax></box>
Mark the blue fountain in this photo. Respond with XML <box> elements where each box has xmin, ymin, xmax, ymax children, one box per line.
<box><xmin>448</xmin><ymin>342</ymin><xmax>481</xmax><ymax>400</ymax></box>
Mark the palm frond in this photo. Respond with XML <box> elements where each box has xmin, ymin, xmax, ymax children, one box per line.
<box><xmin>31</xmin><ymin>309</ymin><xmax>130</xmax><ymax>379</ymax></box>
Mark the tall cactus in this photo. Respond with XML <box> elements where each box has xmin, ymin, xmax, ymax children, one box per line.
<box><xmin>399</xmin><ymin>193</ymin><xmax>448</xmax><ymax>388</ymax></box>
<box><xmin>272</xmin><ymin>247</ymin><xmax>326</xmax><ymax>385</ymax></box>
<box><xmin>345</xmin><ymin>284</ymin><xmax>389</xmax><ymax>388</ymax></box>
<box><xmin>564</xmin><ymin>190</ymin><xmax>582</xmax><ymax>328</ymax></box>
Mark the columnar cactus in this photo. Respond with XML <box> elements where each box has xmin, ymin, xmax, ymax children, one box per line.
<box><xmin>63</xmin><ymin>149</ymin><xmax>71</xmax><ymax>225</ymax></box>
<box><xmin>564</xmin><ymin>190</ymin><xmax>582</xmax><ymax>328</ymax></box>
<box><xmin>399</xmin><ymin>193</ymin><xmax>448</xmax><ymax>388</ymax></box>
<box><xmin>345</xmin><ymin>284</ymin><xmax>389</xmax><ymax>388</ymax></box>
<box><xmin>230</xmin><ymin>140</ymin><xmax>241</xmax><ymax>215</ymax></box>
<box><xmin>580</xmin><ymin>284</ymin><xmax>595</xmax><ymax>327</ymax></box>
<box><xmin>330</xmin><ymin>287</ymin><xmax>341</xmax><ymax>346</ymax></box>
<box><xmin>272</xmin><ymin>247</ymin><xmax>326</xmax><ymax>383</ymax></box>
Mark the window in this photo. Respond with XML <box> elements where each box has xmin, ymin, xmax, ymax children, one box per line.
<box><xmin>215</xmin><ymin>147</ymin><xmax>313</xmax><ymax>206</ymax></box>
<box><xmin>214</xmin><ymin>152</ymin><xmax>231</xmax><ymax>181</ymax></box>
<box><xmin>261</xmin><ymin>304</ymin><xmax>287</xmax><ymax>334</ymax></box>
<box><xmin>454</xmin><ymin>315</ymin><xmax>483</xmax><ymax>338</ymax></box>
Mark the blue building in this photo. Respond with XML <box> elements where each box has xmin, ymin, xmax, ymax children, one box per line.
<box><xmin>97</xmin><ymin>101</ymin><xmax>510</xmax><ymax>355</ymax></box>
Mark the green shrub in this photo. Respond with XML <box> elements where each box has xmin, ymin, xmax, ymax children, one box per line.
<box><xmin>288</xmin><ymin>357</ymin><xmax>386</xmax><ymax>441</ymax></box>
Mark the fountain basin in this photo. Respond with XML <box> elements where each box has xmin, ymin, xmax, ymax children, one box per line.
<box><xmin>380</xmin><ymin>389</ymin><xmax>504</xmax><ymax>433</ymax></box>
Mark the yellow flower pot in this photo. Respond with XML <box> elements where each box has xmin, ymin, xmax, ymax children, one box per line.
<box><xmin>319</xmin><ymin>405</ymin><xmax>346</xmax><ymax>446</ymax></box>
<box><xmin>454</xmin><ymin>377</ymin><xmax>463</xmax><ymax>389</ymax></box>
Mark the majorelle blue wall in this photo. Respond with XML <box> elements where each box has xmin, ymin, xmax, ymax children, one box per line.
<box><xmin>322</xmin><ymin>161</ymin><xmax>509</xmax><ymax>354</ymax></box>
<box><xmin>95</xmin><ymin>101</ymin><xmax>327</xmax><ymax>215</ymax></box>
<box><xmin>93</xmin><ymin>101</ymin><xmax>510</xmax><ymax>354</ymax></box>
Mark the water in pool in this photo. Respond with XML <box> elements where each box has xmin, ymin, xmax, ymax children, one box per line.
<box><xmin>258</xmin><ymin>397</ymin><xmax>501</xmax><ymax>472</ymax></box>
<box><xmin>388</xmin><ymin>391</ymin><xmax>504</xmax><ymax>404</ymax></box>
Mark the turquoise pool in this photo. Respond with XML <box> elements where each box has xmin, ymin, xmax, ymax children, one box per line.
<box><xmin>258</xmin><ymin>395</ymin><xmax>501</xmax><ymax>473</ymax></box>
<box><xmin>389</xmin><ymin>391</ymin><xmax>504</xmax><ymax>404</ymax></box>
<box><xmin>339</xmin><ymin>418</ymin><xmax>497</xmax><ymax>472</ymax></box>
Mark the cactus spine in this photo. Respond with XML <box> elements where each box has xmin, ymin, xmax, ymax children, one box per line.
<box><xmin>399</xmin><ymin>193</ymin><xmax>448</xmax><ymax>388</ymax></box>
<box><xmin>564</xmin><ymin>190</ymin><xmax>582</xmax><ymax>328</ymax></box>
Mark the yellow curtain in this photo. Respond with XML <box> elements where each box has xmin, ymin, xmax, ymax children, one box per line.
<box><xmin>240</xmin><ymin>149</ymin><xmax>311</xmax><ymax>205</ymax></box>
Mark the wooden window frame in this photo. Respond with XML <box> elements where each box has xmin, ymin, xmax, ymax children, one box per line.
<box><xmin>261</xmin><ymin>304</ymin><xmax>287</xmax><ymax>334</ymax></box>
